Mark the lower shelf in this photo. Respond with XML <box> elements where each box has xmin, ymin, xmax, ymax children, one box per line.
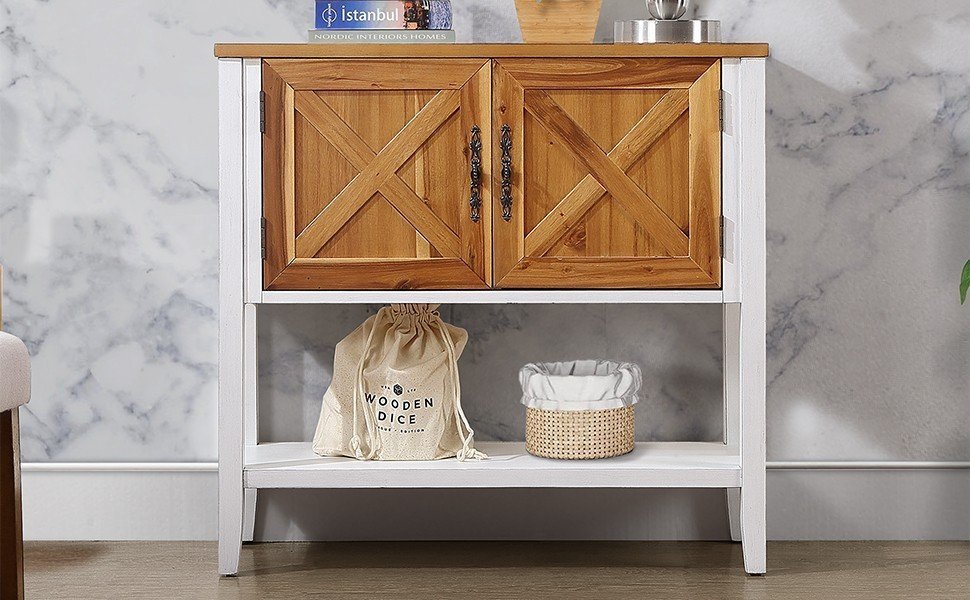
<box><xmin>244</xmin><ymin>442</ymin><xmax>740</xmax><ymax>489</ymax></box>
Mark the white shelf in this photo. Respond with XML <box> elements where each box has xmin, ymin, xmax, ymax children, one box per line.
<box><xmin>258</xmin><ymin>290</ymin><xmax>725</xmax><ymax>305</ymax></box>
<box><xmin>244</xmin><ymin>442</ymin><xmax>740</xmax><ymax>489</ymax></box>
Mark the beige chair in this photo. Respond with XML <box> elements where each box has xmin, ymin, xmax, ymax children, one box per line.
<box><xmin>1</xmin><ymin>267</ymin><xmax>30</xmax><ymax>600</ymax></box>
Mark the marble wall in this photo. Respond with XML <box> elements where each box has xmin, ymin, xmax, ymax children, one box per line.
<box><xmin>2</xmin><ymin>0</ymin><xmax>968</xmax><ymax>463</ymax></box>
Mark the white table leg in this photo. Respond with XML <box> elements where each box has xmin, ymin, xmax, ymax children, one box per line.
<box><xmin>740</xmin><ymin>295</ymin><xmax>766</xmax><ymax>574</ymax></box>
<box><xmin>738</xmin><ymin>57</ymin><xmax>767</xmax><ymax>575</ymax></box>
<box><xmin>243</xmin><ymin>490</ymin><xmax>257</xmax><ymax>543</ymax></box>
<box><xmin>726</xmin><ymin>488</ymin><xmax>741</xmax><ymax>542</ymax></box>
<box><xmin>723</xmin><ymin>301</ymin><xmax>742</xmax><ymax>545</ymax></box>
<box><xmin>218</xmin><ymin>57</ymin><xmax>245</xmax><ymax>576</ymax></box>
<box><xmin>242</xmin><ymin>304</ymin><xmax>259</xmax><ymax>543</ymax></box>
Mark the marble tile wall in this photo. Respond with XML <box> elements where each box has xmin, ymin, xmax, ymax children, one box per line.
<box><xmin>257</xmin><ymin>304</ymin><xmax>724</xmax><ymax>444</ymax></box>
<box><xmin>2</xmin><ymin>0</ymin><xmax>967</xmax><ymax>462</ymax></box>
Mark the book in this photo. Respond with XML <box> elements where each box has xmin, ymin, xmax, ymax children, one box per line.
<box><xmin>315</xmin><ymin>1</ymin><xmax>452</xmax><ymax>30</ymax></box>
<box><xmin>308</xmin><ymin>29</ymin><xmax>456</xmax><ymax>44</ymax></box>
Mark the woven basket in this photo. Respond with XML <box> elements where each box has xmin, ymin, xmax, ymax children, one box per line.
<box><xmin>525</xmin><ymin>405</ymin><xmax>635</xmax><ymax>460</ymax></box>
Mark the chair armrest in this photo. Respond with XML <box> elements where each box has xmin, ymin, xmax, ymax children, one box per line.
<box><xmin>0</xmin><ymin>331</ymin><xmax>30</xmax><ymax>412</ymax></box>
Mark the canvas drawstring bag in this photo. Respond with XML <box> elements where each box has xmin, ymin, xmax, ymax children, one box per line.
<box><xmin>312</xmin><ymin>304</ymin><xmax>486</xmax><ymax>461</ymax></box>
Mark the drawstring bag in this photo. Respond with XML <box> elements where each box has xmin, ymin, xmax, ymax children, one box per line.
<box><xmin>312</xmin><ymin>304</ymin><xmax>486</xmax><ymax>461</ymax></box>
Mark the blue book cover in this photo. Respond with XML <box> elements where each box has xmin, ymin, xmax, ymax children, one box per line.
<box><xmin>315</xmin><ymin>1</ymin><xmax>453</xmax><ymax>30</ymax></box>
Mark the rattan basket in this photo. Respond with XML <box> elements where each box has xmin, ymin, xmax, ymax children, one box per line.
<box><xmin>525</xmin><ymin>405</ymin><xmax>635</xmax><ymax>459</ymax></box>
<box><xmin>520</xmin><ymin>360</ymin><xmax>641</xmax><ymax>460</ymax></box>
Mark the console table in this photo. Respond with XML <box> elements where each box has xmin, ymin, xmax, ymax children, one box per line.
<box><xmin>215</xmin><ymin>43</ymin><xmax>768</xmax><ymax>575</ymax></box>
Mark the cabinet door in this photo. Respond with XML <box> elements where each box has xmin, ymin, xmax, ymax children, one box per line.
<box><xmin>493</xmin><ymin>59</ymin><xmax>721</xmax><ymax>288</ymax></box>
<box><xmin>262</xmin><ymin>59</ymin><xmax>491</xmax><ymax>290</ymax></box>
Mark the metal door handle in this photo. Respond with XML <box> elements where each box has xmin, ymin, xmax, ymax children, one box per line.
<box><xmin>469</xmin><ymin>125</ymin><xmax>482</xmax><ymax>223</ymax></box>
<box><xmin>500</xmin><ymin>124</ymin><xmax>513</xmax><ymax>222</ymax></box>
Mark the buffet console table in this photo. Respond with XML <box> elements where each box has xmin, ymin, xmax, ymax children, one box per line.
<box><xmin>214</xmin><ymin>42</ymin><xmax>768</xmax><ymax>575</ymax></box>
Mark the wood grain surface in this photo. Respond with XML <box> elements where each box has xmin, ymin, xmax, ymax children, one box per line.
<box><xmin>492</xmin><ymin>58</ymin><xmax>722</xmax><ymax>289</ymax></box>
<box><xmin>687</xmin><ymin>59</ymin><xmax>722</xmax><ymax>283</ymax></box>
<box><xmin>523</xmin><ymin>89</ymin><xmax>689</xmax><ymax>258</ymax></box>
<box><xmin>513</xmin><ymin>0</ymin><xmax>603</xmax><ymax>44</ymax></box>
<box><xmin>260</xmin><ymin>63</ymin><xmax>290</xmax><ymax>287</ymax></box>
<box><xmin>265</xmin><ymin>58</ymin><xmax>485</xmax><ymax>90</ymax></box>
<box><xmin>267</xmin><ymin>258</ymin><xmax>488</xmax><ymax>290</ymax></box>
<box><xmin>216</xmin><ymin>44</ymin><xmax>769</xmax><ymax>59</ymax></box>
<box><xmin>262</xmin><ymin>56</ymin><xmax>723</xmax><ymax>290</ymax></box>
<box><xmin>24</xmin><ymin>541</ymin><xmax>970</xmax><ymax>600</ymax></box>
<box><xmin>498</xmin><ymin>57</ymin><xmax>716</xmax><ymax>89</ymax></box>
<box><xmin>498</xmin><ymin>257</ymin><xmax>717</xmax><ymax>289</ymax></box>
<box><xmin>294</xmin><ymin>89</ymin><xmax>461</xmax><ymax>257</ymax></box>
<box><xmin>522</xmin><ymin>88</ymin><xmax>690</xmax><ymax>255</ymax></box>
<box><xmin>262</xmin><ymin>60</ymin><xmax>489</xmax><ymax>290</ymax></box>
<box><xmin>0</xmin><ymin>412</ymin><xmax>23</xmax><ymax>600</ymax></box>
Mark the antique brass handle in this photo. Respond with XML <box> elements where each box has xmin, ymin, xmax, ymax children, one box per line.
<box><xmin>500</xmin><ymin>124</ymin><xmax>513</xmax><ymax>222</ymax></box>
<box><xmin>469</xmin><ymin>125</ymin><xmax>482</xmax><ymax>223</ymax></box>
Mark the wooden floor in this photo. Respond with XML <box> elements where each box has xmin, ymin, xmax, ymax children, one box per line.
<box><xmin>24</xmin><ymin>541</ymin><xmax>970</xmax><ymax>599</ymax></box>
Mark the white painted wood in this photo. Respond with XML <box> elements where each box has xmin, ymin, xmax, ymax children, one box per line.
<box><xmin>721</xmin><ymin>59</ymin><xmax>741</xmax><ymax>303</ymax></box>
<box><xmin>217</xmin><ymin>57</ymin><xmax>245</xmax><ymax>577</ymax></box>
<box><xmin>723</xmin><ymin>85</ymin><xmax>743</xmax><ymax>538</ymax></box>
<box><xmin>243</xmin><ymin>304</ymin><xmax>258</xmax><ymax>452</ymax></box>
<box><xmin>22</xmin><ymin>463</ymin><xmax>217</xmax><ymax>472</ymax></box>
<box><xmin>243</xmin><ymin>59</ymin><xmax>263</xmax><ymax>303</ymax></box>
<box><xmin>726</xmin><ymin>488</ymin><xmax>741</xmax><ymax>542</ymax></box>
<box><xmin>24</xmin><ymin>459</ymin><xmax>968</xmax><ymax>473</ymax></box>
<box><xmin>723</xmin><ymin>302</ymin><xmax>742</xmax><ymax>545</ymax></box>
<box><xmin>767</xmin><ymin>461</ymin><xmax>970</xmax><ymax>469</ymax></box>
<box><xmin>23</xmin><ymin>470</ymin><xmax>218</xmax><ymax>541</ymax></box>
<box><xmin>737</xmin><ymin>58</ymin><xmax>767</xmax><ymax>575</ymax></box>
<box><xmin>248</xmin><ymin>441</ymin><xmax>734</xmax><ymax>465</ymax></box>
<box><xmin>723</xmin><ymin>303</ymin><xmax>741</xmax><ymax>454</ymax></box>
<box><xmin>242</xmin><ymin>303</ymin><xmax>258</xmax><ymax>544</ymax></box>
<box><xmin>243</xmin><ymin>442</ymin><xmax>741</xmax><ymax>489</ymax></box>
<box><xmin>260</xmin><ymin>290</ymin><xmax>725</xmax><ymax>305</ymax></box>
<box><xmin>241</xmin><ymin>56</ymin><xmax>262</xmax><ymax>548</ymax></box>
<box><xmin>243</xmin><ymin>491</ymin><xmax>256</xmax><ymax>544</ymax></box>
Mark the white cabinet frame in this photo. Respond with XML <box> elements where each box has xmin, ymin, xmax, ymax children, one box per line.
<box><xmin>217</xmin><ymin>56</ymin><xmax>767</xmax><ymax>576</ymax></box>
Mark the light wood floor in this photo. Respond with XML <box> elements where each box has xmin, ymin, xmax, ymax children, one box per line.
<box><xmin>24</xmin><ymin>541</ymin><xmax>970</xmax><ymax>599</ymax></box>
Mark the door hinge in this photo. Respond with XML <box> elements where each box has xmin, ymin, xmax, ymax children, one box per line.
<box><xmin>720</xmin><ymin>216</ymin><xmax>724</xmax><ymax>254</ymax></box>
<box><xmin>721</xmin><ymin>216</ymin><xmax>736</xmax><ymax>263</ymax></box>
<box><xmin>259</xmin><ymin>90</ymin><xmax>266</xmax><ymax>134</ymax></box>
<box><xmin>260</xmin><ymin>217</ymin><xmax>267</xmax><ymax>259</ymax></box>
<box><xmin>719</xmin><ymin>90</ymin><xmax>725</xmax><ymax>132</ymax></box>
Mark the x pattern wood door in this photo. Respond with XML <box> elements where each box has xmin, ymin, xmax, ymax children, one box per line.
<box><xmin>493</xmin><ymin>58</ymin><xmax>722</xmax><ymax>288</ymax></box>
<box><xmin>262</xmin><ymin>59</ymin><xmax>491</xmax><ymax>290</ymax></box>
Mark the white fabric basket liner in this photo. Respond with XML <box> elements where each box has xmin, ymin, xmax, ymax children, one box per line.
<box><xmin>519</xmin><ymin>360</ymin><xmax>642</xmax><ymax>411</ymax></box>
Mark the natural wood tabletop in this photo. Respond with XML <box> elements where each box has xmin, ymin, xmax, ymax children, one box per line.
<box><xmin>214</xmin><ymin>43</ymin><xmax>769</xmax><ymax>59</ymax></box>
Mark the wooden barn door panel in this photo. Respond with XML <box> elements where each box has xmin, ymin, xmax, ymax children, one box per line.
<box><xmin>262</xmin><ymin>59</ymin><xmax>491</xmax><ymax>290</ymax></box>
<box><xmin>493</xmin><ymin>58</ymin><xmax>721</xmax><ymax>289</ymax></box>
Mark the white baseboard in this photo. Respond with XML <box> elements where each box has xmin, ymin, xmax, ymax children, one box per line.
<box><xmin>22</xmin><ymin>468</ymin><xmax>218</xmax><ymax>541</ymax></box>
<box><xmin>21</xmin><ymin>462</ymin><xmax>970</xmax><ymax>541</ymax></box>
